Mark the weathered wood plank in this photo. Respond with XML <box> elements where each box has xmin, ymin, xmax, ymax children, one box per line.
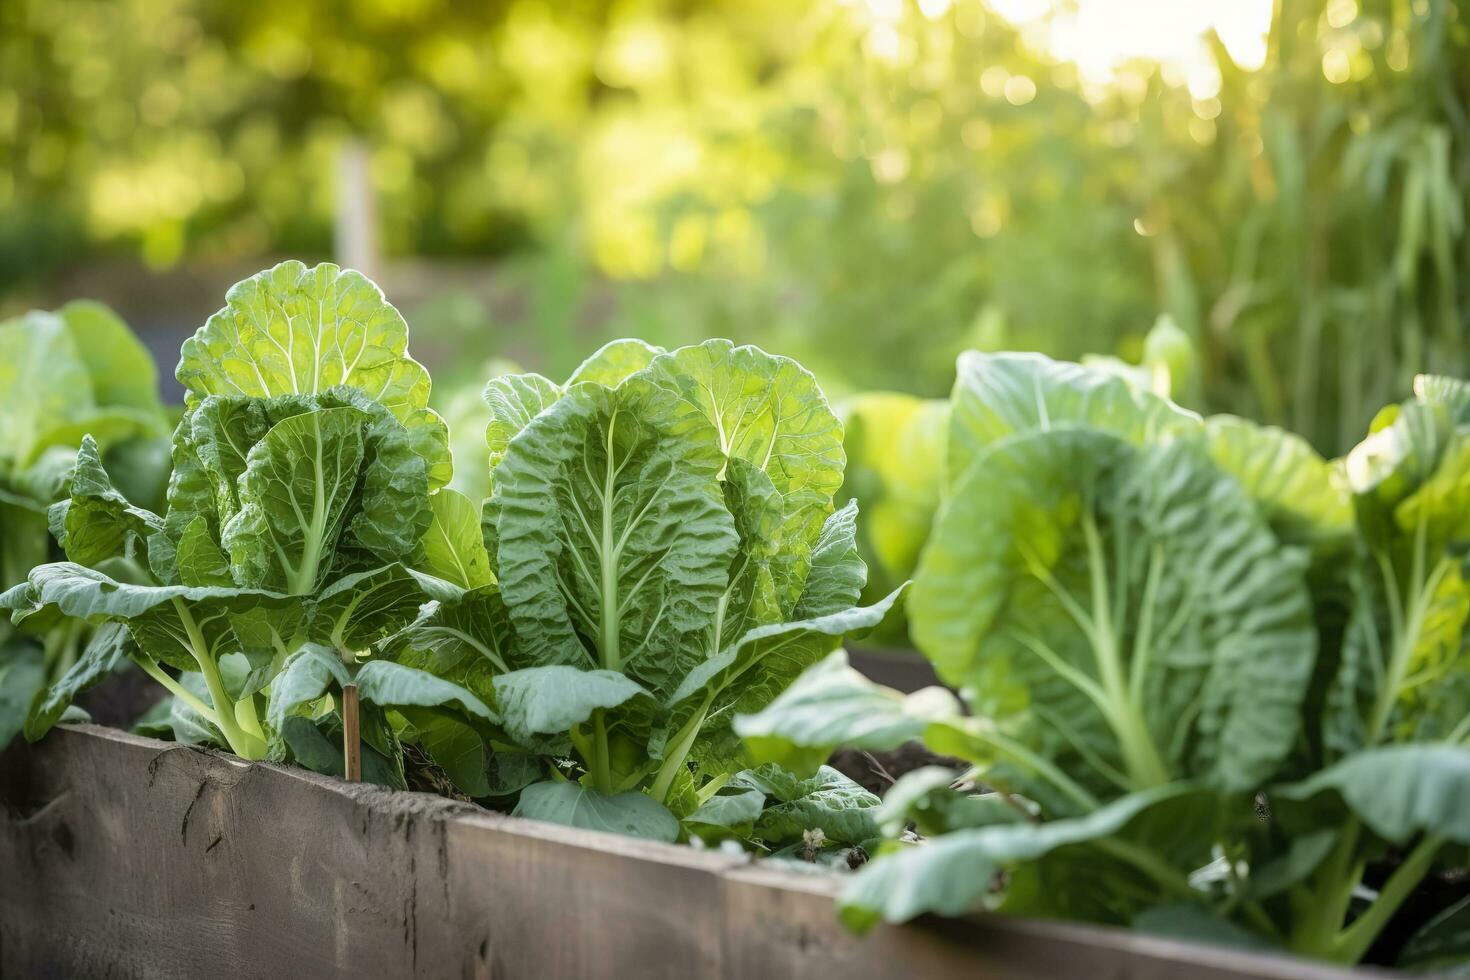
<box><xmin>0</xmin><ymin>726</ymin><xmax>1378</xmax><ymax>980</ymax></box>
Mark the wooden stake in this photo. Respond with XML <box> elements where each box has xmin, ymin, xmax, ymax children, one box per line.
<box><xmin>342</xmin><ymin>684</ymin><xmax>361</xmax><ymax>783</ymax></box>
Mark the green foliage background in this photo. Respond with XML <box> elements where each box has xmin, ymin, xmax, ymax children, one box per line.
<box><xmin>1</xmin><ymin>0</ymin><xmax>1465</xmax><ymax>453</ymax></box>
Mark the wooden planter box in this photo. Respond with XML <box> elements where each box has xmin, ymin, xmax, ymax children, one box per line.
<box><xmin>0</xmin><ymin>726</ymin><xmax>1375</xmax><ymax>980</ymax></box>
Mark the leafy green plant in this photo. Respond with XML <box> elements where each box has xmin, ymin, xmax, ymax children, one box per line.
<box><xmin>0</xmin><ymin>302</ymin><xmax>171</xmax><ymax>748</ymax></box>
<box><xmin>738</xmin><ymin>351</ymin><xmax>1470</xmax><ymax>968</ymax></box>
<box><xmin>385</xmin><ymin>338</ymin><xmax>904</xmax><ymax>839</ymax></box>
<box><xmin>3</xmin><ymin>262</ymin><xmax>491</xmax><ymax>774</ymax></box>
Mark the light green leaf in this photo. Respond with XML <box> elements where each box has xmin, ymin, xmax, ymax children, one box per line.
<box><xmin>1275</xmin><ymin>744</ymin><xmax>1470</xmax><ymax>845</ymax></box>
<box><xmin>265</xmin><ymin>644</ymin><xmax>352</xmax><ymax>743</ymax></box>
<box><xmin>565</xmin><ymin>338</ymin><xmax>664</xmax><ymax>388</ymax></box>
<box><xmin>734</xmin><ymin>650</ymin><xmax>962</xmax><ymax>775</ymax></box>
<box><xmin>877</xmin><ymin>767</ymin><xmax>1028</xmax><ymax>837</ymax></box>
<box><xmin>512</xmin><ymin>780</ymin><xmax>680</xmax><ymax>842</ymax></box>
<box><xmin>684</xmin><ymin>787</ymin><xmax>766</xmax><ymax>841</ymax></box>
<box><xmin>419</xmin><ymin>488</ymin><xmax>493</xmax><ymax>588</ymax></box>
<box><xmin>727</xmin><ymin>764</ymin><xmax>880</xmax><ymax>845</ymax></box>
<box><xmin>383</xmin><ymin>584</ymin><xmax>518</xmax><ymax>677</ymax></box>
<box><xmin>1201</xmin><ymin>415</ymin><xmax>1353</xmax><ymax>550</ymax></box>
<box><xmin>408</xmin><ymin>712</ymin><xmax>493</xmax><ymax>797</ymax></box>
<box><xmin>176</xmin><ymin>260</ymin><xmax>434</xmax><ymax>429</ymax></box>
<box><xmin>643</xmin><ymin>339</ymin><xmax>846</xmax><ymax>569</ymax></box>
<box><xmin>910</xmin><ymin>429</ymin><xmax>1315</xmax><ymax>802</ymax></box>
<box><xmin>947</xmin><ymin>351</ymin><xmax>1200</xmax><ymax>488</ymax></box>
<box><xmin>793</xmin><ymin>500</ymin><xmax>866</xmax><ymax>620</ymax></box>
<box><xmin>483</xmin><ymin>372</ymin><xmax>562</xmax><ymax>474</ymax></box>
<box><xmin>57</xmin><ymin>300</ymin><xmax>164</xmax><ymax>416</ymax></box>
<box><xmin>837</xmin><ymin>392</ymin><xmax>947</xmax><ymax>594</ymax></box>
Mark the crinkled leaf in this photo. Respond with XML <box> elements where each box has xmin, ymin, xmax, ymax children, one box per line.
<box><xmin>177</xmin><ymin>260</ymin><xmax>434</xmax><ymax>431</ymax></box>
<box><xmin>47</xmin><ymin>434</ymin><xmax>163</xmax><ymax>566</ymax></box>
<box><xmin>910</xmin><ymin>429</ymin><xmax>1315</xmax><ymax>803</ymax></box>
<box><xmin>483</xmin><ymin>373</ymin><xmax>562</xmax><ymax>473</ymax></box>
<box><xmin>310</xmin><ymin>564</ymin><xmax>463</xmax><ymax>653</ymax></box>
<box><xmin>726</xmin><ymin>764</ymin><xmax>880</xmax><ymax>845</ymax></box>
<box><xmin>0</xmin><ymin>642</ymin><xmax>45</xmax><ymax>748</ymax></box>
<box><xmin>490</xmin><ymin>377</ymin><xmax>737</xmax><ymax>694</ymax></box>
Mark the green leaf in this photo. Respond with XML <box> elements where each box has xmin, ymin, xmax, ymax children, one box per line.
<box><xmin>310</xmin><ymin>563</ymin><xmax>463</xmax><ymax>653</ymax></box>
<box><xmin>278</xmin><ymin>714</ymin><xmax>405</xmax><ymax>789</ymax></box>
<box><xmin>1200</xmin><ymin>415</ymin><xmax>1353</xmax><ymax>551</ymax></box>
<box><xmin>225</xmin><ymin>405</ymin><xmax>368</xmax><ymax>594</ymax></box>
<box><xmin>176</xmin><ymin>260</ymin><xmax>435</xmax><ymax>431</ymax></box>
<box><xmin>512</xmin><ymin>780</ymin><xmax>680</xmax><ymax>842</ymax></box>
<box><xmin>909</xmin><ymin>429</ymin><xmax>1316</xmax><ymax>802</ymax></box>
<box><xmin>1242</xmin><ymin>828</ymin><xmax>1338</xmax><ymax>901</ymax></box>
<box><xmin>353</xmin><ymin>659</ymin><xmax>497</xmax><ymax>726</ymax></box>
<box><xmin>56</xmin><ymin>300</ymin><xmax>164</xmax><ymax>416</ymax></box>
<box><xmin>643</xmin><ymin>339</ymin><xmax>846</xmax><ymax>572</ymax></box>
<box><xmin>734</xmin><ymin>650</ymin><xmax>962</xmax><ymax>775</ymax></box>
<box><xmin>483</xmin><ymin>372</ymin><xmax>562</xmax><ymax>474</ymax></box>
<box><xmin>24</xmin><ymin>622</ymin><xmax>134</xmax><ymax>741</ymax></box>
<box><xmin>0</xmin><ymin>642</ymin><xmax>45</xmax><ymax>748</ymax></box>
<box><xmin>265</xmin><ymin>644</ymin><xmax>351</xmax><ymax>743</ymax></box>
<box><xmin>419</xmin><ymin>489</ymin><xmax>493</xmax><ymax>588</ymax></box>
<box><xmin>792</xmin><ymin>500</ymin><xmax>866</xmax><ymax>619</ymax></box>
<box><xmin>684</xmin><ymin>787</ymin><xmax>766</xmax><ymax>841</ymax></box>
<box><xmin>1274</xmin><ymin>744</ymin><xmax>1470</xmax><ymax>845</ymax></box>
<box><xmin>382</xmin><ymin>584</ymin><xmax>518</xmax><ymax>676</ymax></box>
<box><xmin>489</xmin><ymin>376</ymin><xmax>737</xmax><ymax>692</ymax></box>
<box><xmin>1399</xmin><ymin>893</ymin><xmax>1470</xmax><ymax>972</ymax></box>
<box><xmin>837</xmin><ymin>392</ymin><xmax>947</xmax><ymax>594</ymax></box>
<box><xmin>877</xmin><ymin>767</ymin><xmax>1028</xmax><ymax>837</ymax></box>
<box><xmin>408</xmin><ymin>712</ymin><xmax>493</xmax><ymax>796</ymax></box>
<box><xmin>48</xmin><ymin>434</ymin><xmax>163</xmax><ymax>566</ymax></box>
<box><xmin>837</xmin><ymin>783</ymin><xmax>1199</xmax><ymax>931</ymax></box>
<box><xmin>947</xmin><ymin>351</ymin><xmax>1199</xmax><ymax>488</ymax></box>
<box><xmin>491</xmin><ymin>666</ymin><xmax>650</xmax><ymax>747</ymax></box>
<box><xmin>726</xmin><ymin>764</ymin><xmax>880</xmax><ymax>845</ymax></box>
<box><xmin>565</xmin><ymin>339</ymin><xmax>664</xmax><ymax>387</ymax></box>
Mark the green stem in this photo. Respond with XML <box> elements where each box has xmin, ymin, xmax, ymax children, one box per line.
<box><xmin>650</xmin><ymin>700</ymin><xmax>710</xmax><ymax>804</ymax></box>
<box><xmin>978</xmin><ymin>726</ymin><xmax>1102</xmax><ymax>812</ymax></box>
<box><xmin>1291</xmin><ymin>818</ymin><xmax>1363</xmax><ymax>957</ymax></box>
<box><xmin>171</xmin><ymin>598</ymin><xmax>267</xmax><ymax>760</ymax></box>
<box><xmin>599</xmin><ymin>411</ymin><xmax>621</xmax><ymax>673</ymax></box>
<box><xmin>1333</xmin><ymin>835</ymin><xmax>1444</xmax><ymax>963</ymax></box>
<box><xmin>132</xmin><ymin>653</ymin><xmax>219</xmax><ymax>725</ymax></box>
<box><xmin>591</xmin><ymin>709</ymin><xmax>613</xmax><ymax>795</ymax></box>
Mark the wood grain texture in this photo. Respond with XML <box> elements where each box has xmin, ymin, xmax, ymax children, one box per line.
<box><xmin>0</xmin><ymin>726</ymin><xmax>1378</xmax><ymax>980</ymax></box>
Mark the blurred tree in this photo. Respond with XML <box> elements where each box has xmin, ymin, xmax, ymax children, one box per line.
<box><xmin>1</xmin><ymin>0</ymin><xmax>1463</xmax><ymax>451</ymax></box>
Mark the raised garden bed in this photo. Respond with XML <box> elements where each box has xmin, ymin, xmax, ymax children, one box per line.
<box><xmin>0</xmin><ymin>725</ymin><xmax>1373</xmax><ymax>980</ymax></box>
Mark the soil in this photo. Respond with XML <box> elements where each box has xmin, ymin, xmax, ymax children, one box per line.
<box><xmin>75</xmin><ymin>665</ymin><xmax>164</xmax><ymax>729</ymax></box>
<box><xmin>826</xmin><ymin>741</ymin><xmax>964</xmax><ymax>796</ymax></box>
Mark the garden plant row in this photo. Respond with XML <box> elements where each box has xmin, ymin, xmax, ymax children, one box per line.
<box><xmin>1</xmin><ymin>261</ymin><xmax>1467</xmax><ymax>974</ymax></box>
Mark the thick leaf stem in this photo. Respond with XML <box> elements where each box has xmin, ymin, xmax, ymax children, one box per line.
<box><xmin>1333</xmin><ymin>834</ymin><xmax>1443</xmax><ymax>963</ymax></box>
<box><xmin>171</xmin><ymin>598</ymin><xmax>267</xmax><ymax>760</ymax></box>
<box><xmin>591</xmin><ymin>709</ymin><xmax>614</xmax><ymax>795</ymax></box>
<box><xmin>650</xmin><ymin>698</ymin><xmax>711</xmax><ymax>804</ymax></box>
<box><xmin>131</xmin><ymin>653</ymin><xmax>219</xmax><ymax>725</ymax></box>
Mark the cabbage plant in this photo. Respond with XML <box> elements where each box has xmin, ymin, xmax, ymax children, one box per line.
<box><xmin>738</xmin><ymin>352</ymin><xmax>1470</xmax><ymax>969</ymax></box>
<box><xmin>386</xmin><ymin>339</ymin><xmax>903</xmax><ymax>839</ymax></box>
<box><xmin>0</xmin><ymin>302</ymin><xmax>171</xmax><ymax>749</ymax></box>
<box><xmin>4</xmin><ymin>262</ymin><xmax>492</xmax><ymax>772</ymax></box>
